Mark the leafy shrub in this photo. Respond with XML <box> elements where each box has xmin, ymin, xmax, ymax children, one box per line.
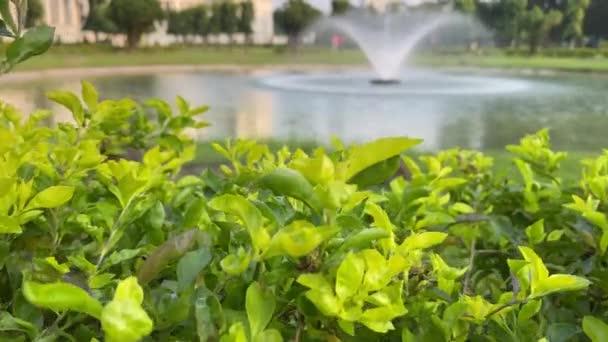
<box><xmin>0</xmin><ymin>83</ymin><xmax>607</xmax><ymax>341</ymax></box>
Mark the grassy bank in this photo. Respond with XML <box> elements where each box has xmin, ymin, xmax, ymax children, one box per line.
<box><xmin>13</xmin><ymin>45</ymin><xmax>367</xmax><ymax>71</ymax></box>
<box><xmin>8</xmin><ymin>44</ymin><xmax>608</xmax><ymax>73</ymax></box>
<box><xmin>416</xmin><ymin>54</ymin><xmax>608</xmax><ymax>73</ymax></box>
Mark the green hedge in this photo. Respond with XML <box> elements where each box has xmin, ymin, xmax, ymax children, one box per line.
<box><xmin>0</xmin><ymin>84</ymin><xmax>607</xmax><ymax>341</ymax></box>
<box><xmin>503</xmin><ymin>47</ymin><xmax>608</xmax><ymax>58</ymax></box>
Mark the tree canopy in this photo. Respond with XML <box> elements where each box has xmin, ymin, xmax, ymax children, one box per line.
<box><xmin>107</xmin><ymin>0</ymin><xmax>163</xmax><ymax>49</ymax></box>
<box><xmin>274</xmin><ymin>0</ymin><xmax>321</xmax><ymax>48</ymax></box>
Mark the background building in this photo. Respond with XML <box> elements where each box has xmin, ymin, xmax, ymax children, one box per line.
<box><xmin>36</xmin><ymin>0</ymin><xmax>274</xmax><ymax>45</ymax></box>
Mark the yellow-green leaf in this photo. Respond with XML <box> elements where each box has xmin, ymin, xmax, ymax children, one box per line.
<box><xmin>23</xmin><ymin>281</ymin><xmax>103</xmax><ymax>319</ymax></box>
<box><xmin>583</xmin><ymin>316</ymin><xmax>608</xmax><ymax>342</ymax></box>
<box><xmin>342</xmin><ymin>137</ymin><xmax>421</xmax><ymax>181</ymax></box>
<box><xmin>531</xmin><ymin>274</ymin><xmax>591</xmax><ymax>298</ymax></box>
<box><xmin>526</xmin><ymin>219</ymin><xmax>546</xmax><ymax>245</ymax></box>
<box><xmin>26</xmin><ymin>186</ymin><xmax>75</xmax><ymax>210</ymax></box>
<box><xmin>246</xmin><ymin>282</ymin><xmax>276</xmax><ymax>338</ymax></box>
<box><xmin>335</xmin><ymin>252</ymin><xmax>365</xmax><ymax>300</ymax></box>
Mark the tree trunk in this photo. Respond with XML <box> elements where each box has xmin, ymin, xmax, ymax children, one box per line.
<box><xmin>126</xmin><ymin>31</ymin><xmax>140</xmax><ymax>50</ymax></box>
<box><xmin>529</xmin><ymin>36</ymin><xmax>539</xmax><ymax>55</ymax></box>
<box><xmin>288</xmin><ymin>34</ymin><xmax>299</xmax><ymax>53</ymax></box>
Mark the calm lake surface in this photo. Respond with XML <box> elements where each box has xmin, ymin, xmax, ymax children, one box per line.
<box><xmin>2</xmin><ymin>68</ymin><xmax>608</xmax><ymax>151</ymax></box>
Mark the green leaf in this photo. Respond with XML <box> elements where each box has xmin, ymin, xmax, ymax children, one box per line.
<box><xmin>361</xmin><ymin>249</ymin><xmax>390</xmax><ymax>291</ymax></box>
<box><xmin>255</xmin><ymin>329</ymin><xmax>283</xmax><ymax>342</ymax></box>
<box><xmin>195</xmin><ymin>288</ymin><xmax>223</xmax><ymax>342</ymax></box>
<box><xmin>518</xmin><ymin>246</ymin><xmax>549</xmax><ymax>289</ymax></box>
<box><xmin>183</xmin><ymin>198</ymin><xmax>206</xmax><ymax>229</ymax></box>
<box><xmin>335</xmin><ymin>252</ymin><xmax>365</xmax><ymax>300</ymax></box>
<box><xmin>25</xmin><ymin>186</ymin><xmax>75</xmax><ymax>210</ymax></box>
<box><xmin>518</xmin><ymin>299</ymin><xmax>542</xmax><ymax>324</ymax></box>
<box><xmin>81</xmin><ymin>81</ymin><xmax>99</xmax><ymax>112</ymax></box>
<box><xmin>338</xmin><ymin>319</ymin><xmax>355</xmax><ymax>336</ymax></box>
<box><xmin>209</xmin><ymin>194</ymin><xmax>270</xmax><ymax>251</ymax></box>
<box><xmin>265</xmin><ymin>221</ymin><xmax>338</xmax><ymax>258</ymax></box>
<box><xmin>289</xmin><ymin>153</ymin><xmax>335</xmax><ymax>185</ymax></box>
<box><xmin>402</xmin><ymin>328</ymin><xmax>417</xmax><ymax>342</ymax></box>
<box><xmin>44</xmin><ymin>257</ymin><xmax>69</xmax><ymax>274</ymax></box>
<box><xmin>400</xmin><ymin>232</ymin><xmax>448</xmax><ymax>251</ymax></box>
<box><xmin>101</xmin><ymin>277</ymin><xmax>153</xmax><ymax>342</ymax></box>
<box><xmin>0</xmin><ymin>311</ymin><xmax>36</xmax><ymax>338</ymax></box>
<box><xmin>148</xmin><ymin>201</ymin><xmax>165</xmax><ymax>231</ymax></box>
<box><xmin>23</xmin><ymin>281</ymin><xmax>103</xmax><ymax>319</ymax></box>
<box><xmin>343</xmin><ymin>137</ymin><xmax>421</xmax><ymax>181</ymax></box>
<box><xmin>220</xmin><ymin>248</ymin><xmax>250</xmax><ymax>275</ymax></box>
<box><xmin>137</xmin><ymin>229</ymin><xmax>202</xmax><ymax>285</ymax></box>
<box><xmin>177</xmin><ymin>247</ymin><xmax>211</xmax><ymax>292</ymax></box>
<box><xmin>531</xmin><ymin>274</ymin><xmax>591</xmax><ymax>298</ymax></box>
<box><xmin>113</xmin><ymin>277</ymin><xmax>143</xmax><ymax>303</ymax></box>
<box><xmin>583</xmin><ymin>316</ymin><xmax>608</xmax><ymax>342</ymax></box>
<box><xmin>246</xmin><ymin>282</ymin><xmax>276</xmax><ymax>338</ymax></box>
<box><xmin>6</xmin><ymin>26</ymin><xmax>55</xmax><ymax>68</ymax></box>
<box><xmin>258</xmin><ymin>168</ymin><xmax>320</xmax><ymax>211</ymax></box>
<box><xmin>338</xmin><ymin>228</ymin><xmax>390</xmax><ymax>253</ymax></box>
<box><xmin>546</xmin><ymin>229</ymin><xmax>565</xmax><ymax>242</ymax></box>
<box><xmin>220</xmin><ymin>322</ymin><xmax>247</xmax><ymax>342</ymax></box>
<box><xmin>349</xmin><ymin>155</ymin><xmax>401</xmax><ymax>187</ymax></box>
<box><xmin>304</xmin><ymin>290</ymin><xmax>341</xmax><ymax>316</ymax></box>
<box><xmin>526</xmin><ymin>219</ymin><xmax>546</xmax><ymax>245</ymax></box>
<box><xmin>47</xmin><ymin>90</ymin><xmax>85</xmax><ymax>126</ymax></box>
<box><xmin>104</xmin><ymin>248</ymin><xmax>141</xmax><ymax>269</ymax></box>
<box><xmin>297</xmin><ymin>273</ymin><xmax>333</xmax><ymax>292</ymax></box>
<box><xmin>88</xmin><ymin>273</ymin><xmax>115</xmax><ymax>289</ymax></box>
<box><xmin>0</xmin><ymin>215</ymin><xmax>21</xmax><ymax>234</ymax></box>
<box><xmin>365</xmin><ymin>202</ymin><xmax>395</xmax><ymax>253</ymax></box>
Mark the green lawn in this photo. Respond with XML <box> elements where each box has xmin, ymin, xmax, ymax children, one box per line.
<box><xmin>8</xmin><ymin>44</ymin><xmax>608</xmax><ymax>73</ymax></box>
<box><xmin>13</xmin><ymin>45</ymin><xmax>367</xmax><ymax>71</ymax></box>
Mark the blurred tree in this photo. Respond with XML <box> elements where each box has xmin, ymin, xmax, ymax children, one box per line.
<box><xmin>167</xmin><ymin>10</ymin><xmax>189</xmax><ymax>42</ymax></box>
<box><xmin>584</xmin><ymin>0</ymin><xmax>608</xmax><ymax>40</ymax></box>
<box><xmin>25</xmin><ymin>0</ymin><xmax>44</xmax><ymax>27</ymax></box>
<box><xmin>84</xmin><ymin>0</ymin><xmax>117</xmax><ymax>42</ymax></box>
<box><xmin>331</xmin><ymin>0</ymin><xmax>350</xmax><ymax>16</ymax></box>
<box><xmin>108</xmin><ymin>0</ymin><xmax>163</xmax><ymax>49</ymax></box>
<box><xmin>219</xmin><ymin>1</ymin><xmax>238</xmax><ymax>45</ymax></box>
<box><xmin>454</xmin><ymin>0</ymin><xmax>476</xmax><ymax>13</ymax></box>
<box><xmin>191</xmin><ymin>6</ymin><xmax>210</xmax><ymax>43</ymax></box>
<box><xmin>522</xmin><ymin>6</ymin><xmax>563</xmax><ymax>54</ymax></box>
<box><xmin>274</xmin><ymin>0</ymin><xmax>320</xmax><ymax>50</ymax></box>
<box><xmin>238</xmin><ymin>1</ymin><xmax>254</xmax><ymax>44</ymax></box>
<box><xmin>209</xmin><ymin>2</ymin><xmax>223</xmax><ymax>43</ymax></box>
<box><xmin>563</xmin><ymin>0</ymin><xmax>590</xmax><ymax>46</ymax></box>
<box><xmin>477</xmin><ymin>0</ymin><xmax>528</xmax><ymax>47</ymax></box>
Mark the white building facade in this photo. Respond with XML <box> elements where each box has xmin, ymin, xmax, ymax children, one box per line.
<box><xmin>36</xmin><ymin>0</ymin><xmax>274</xmax><ymax>45</ymax></box>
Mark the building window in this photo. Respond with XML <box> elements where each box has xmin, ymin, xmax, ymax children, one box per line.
<box><xmin>64</xmin><ymin>0</ymin><xmax>72</xmax><ymax>24</ymax></box>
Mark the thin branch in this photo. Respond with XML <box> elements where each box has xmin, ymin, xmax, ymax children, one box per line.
<box><xmin>294</xmin><ymin>312</ymin><xmax>304</xmax><ymax>342</ymax></box>
<box><xmin>462</xmin><ymin>238</ymin><xmax>476</xmax><ymax>295</ymax></box>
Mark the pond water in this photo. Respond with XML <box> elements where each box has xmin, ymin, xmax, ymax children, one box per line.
<box><xmin>2</xmin><ymin>68</ymin><xmax>608</xmax><ymax>151</ymax></box>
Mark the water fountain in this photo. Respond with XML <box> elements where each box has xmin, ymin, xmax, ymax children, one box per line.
<box><xmin>259</xmin><ymin>6</ymin><xmax>534</xmax><ymax>96</ymax></box>
<box><xmin>325</xmin><ymin>9</ymin><xmax>458</xmax><ymax>84</ymax></box>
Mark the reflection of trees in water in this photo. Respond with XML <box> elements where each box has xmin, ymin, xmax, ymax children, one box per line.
<box><xmin>92</xmin><ymin>76</ymin><xmax>159</xmax><ymax>102</ymax></box>
<box><xmin>479</xmin><ymin>97</ymin><xmax>608</xmax><ymax>151</ymax></box>
<box><xmin>438</xmin><ymin>116</ymin><xmax>474</xmax><ymax>150</ymax></box>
